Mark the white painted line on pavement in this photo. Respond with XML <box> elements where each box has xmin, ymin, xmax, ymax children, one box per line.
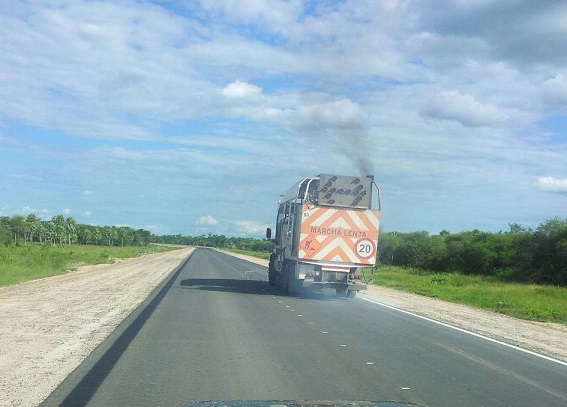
<box><xmin>360</xmin><ymin>297</ymin><xmax>567</xmax><ymax>367</ymax></box>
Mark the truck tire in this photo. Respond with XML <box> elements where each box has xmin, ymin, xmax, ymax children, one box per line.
<box><xmin>346</xmin><ymin>290</ymin><xmax>357</xmax><ymax>298</ymax></box>
<box><xmin>282</xmin><ymin>261</ymin><xmax>290</xmax><ymax>293</ymax></box>
<box><xmin>335</xmin><ymin>287</ymin><xmax>347</xmax><ymax>297</ymax></box>
<box><xmin>268</xmin><ymin>253</ymin><xmax>277</xmax><ymax>286</ymax></box>
<box><xmin>287</xmin><ymin>273</ymin><xmax>303</xmax><ymax>296</ymax></box>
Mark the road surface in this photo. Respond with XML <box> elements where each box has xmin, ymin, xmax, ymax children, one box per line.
<box><xmin>42</xmin><ymin>248</ymin><xmax>567</xmax><ymax>407</ymax></box>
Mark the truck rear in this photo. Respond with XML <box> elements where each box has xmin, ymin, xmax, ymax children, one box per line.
<box><xmin>267</xmin><ymin>174</ymin><xmax>381</xmax><ymax>297</ymax></box>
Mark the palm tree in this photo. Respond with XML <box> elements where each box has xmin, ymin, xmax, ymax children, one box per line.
<box><xmin>106</xmin><ymin>227</ymin><xmax>117</xmax><ymax>246</ymax></box>
<box><xmin>9</xmin><ymin>215</ymin><xmax>27</xmax><ymax>244</ymax></box>
<box><xmin>37</xmin><ymin>222</ymin><xmax>48</xmax><ymax>243</ymax></box>
<box><xmin>26</xmin><ymin>214</ymin><xmax>40</xmax><ymax>243</ymax></box>
<box><xmin>50</xmin><ymin>215</ymin><xmax>66</xmax><ymax>246</ymax></box>
<box><xmin>65</xmin><ymin>216</ymin><xmax>77</xmax><ymax>245</ymax></box>
<box><xmin>77</xmin><ymin>226</ymin><xmax>92</xmax><ymax>245</ymax></box>
<box><xmin>93</xmin><ymin>228</ymin><xmax>102</xmax><ymax>246</ymax></box>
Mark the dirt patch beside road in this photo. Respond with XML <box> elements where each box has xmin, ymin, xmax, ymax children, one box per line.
<box><xmin>0</xmin><ymin>247</ymin><xmax>193</xmax><ymax>407</ymax></box>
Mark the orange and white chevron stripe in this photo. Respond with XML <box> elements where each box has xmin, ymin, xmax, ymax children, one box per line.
<box><xmin>298</xmin><ymin>204</ymin><xmax>380</xmax><ymax>265</ymax></box>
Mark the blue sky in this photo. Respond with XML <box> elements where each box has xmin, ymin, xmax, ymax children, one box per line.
<box><xmin>1</xmin><ymin>0</ymin><xmax>566</xmax><ymax>237</ymax></box>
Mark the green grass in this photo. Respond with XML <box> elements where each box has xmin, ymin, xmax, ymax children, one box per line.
<box><xmin>0</xmin><ymin>244</ymin><xmax>179</xmax><ymax>287</ymax></box>
<box><xmin>225</xmin><ymin>249</ymin><xmax>271</xmax><ymax>260</ymax></box>
<box><xmin>370</xmin><ymin>265</ymin><xmax>567</xmax><ymax>325</ymax></box>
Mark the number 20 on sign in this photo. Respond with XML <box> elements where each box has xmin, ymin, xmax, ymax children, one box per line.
<box><xmin>355</xmin><ymin>237</ymin><xmax>376</xmax><ymax>259</ymax></box>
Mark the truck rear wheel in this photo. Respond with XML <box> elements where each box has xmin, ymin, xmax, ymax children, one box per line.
<box><xmin>268</xmin><ymin>270</ymin><xmax>277</xmax><ymax>286</ymax></box>
<box><xmin>346</xmin><ymin>290</ymin><xmax>357</xmax><ymax>298</ymax></box>
<box><xmin>287</xmin><ymin>274</ymin><xmax>302</xmax><ymax>296</ymax></box>
<box><xmin>335</xmin><ymin>287</ymin><xmax>347</xmax><ymax>297</ymax></box>
<box><xmin>268</xmin><ymin>254</ymin><xmax>277</xmax><ymax>286</ymax></box>
<box><xmin>281</xmin><ymin>262</ymin><xmax>290</xmax><ymax>293</ymax></box>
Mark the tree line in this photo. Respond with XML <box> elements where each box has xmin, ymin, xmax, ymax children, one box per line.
<box><xmin>0</xmin><ymin>214</ymin><xmax>273</xmax><ymax>252</ymax></box>
<box><xmin>378</xmin><ymin>218</ymin><xmax>567</xmax><ymax>286</ymax></box>
<box><xmin>0</xmin><ymin>214</ymin><xmax>156</xmax><ymax>247</ymax></box>
<box><xmin>158</xmin><ymin>233</ymin><xmax>273</xmax><ymax>252</ymax></box>
<box><xmin>3</xmin><ymin>213</ymin><xmax>565</xmax><ymax>286</ymax></box>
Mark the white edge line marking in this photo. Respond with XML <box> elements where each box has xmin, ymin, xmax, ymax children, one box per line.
<box><xmin>360</xmin><ymin>297</ymin><xmax>567</xmax><ymax>367</ymax></box>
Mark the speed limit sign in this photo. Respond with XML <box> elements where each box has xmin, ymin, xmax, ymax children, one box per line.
<box><xmin>355</xmin><ymin>238</ymin><xmax>376</xmax><ymax>259</ymax></box>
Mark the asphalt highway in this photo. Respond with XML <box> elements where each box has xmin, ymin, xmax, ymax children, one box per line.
<box><xmin>42</xmin><ymin>248</ymin><xmax>567</xmax><ymax>407</ymax></box>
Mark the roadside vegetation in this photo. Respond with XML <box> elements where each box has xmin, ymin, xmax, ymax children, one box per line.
<box><xmin>368</xmin><ymin>266</ymin><xmax>567</xmax><ymax>324</ymax></box>
<box><xmin>377</xmin><ymin>219</ymin><xmax>567</xmax><ymax>287</ymax></box>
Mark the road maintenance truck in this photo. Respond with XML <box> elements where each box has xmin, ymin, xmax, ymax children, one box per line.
<box><xmin>266</xmin><ymin>174</ymin><xmax>381</xmax><ymax>297</ymax></box>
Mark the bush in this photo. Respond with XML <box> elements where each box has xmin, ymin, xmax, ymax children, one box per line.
<box><xmin>377</xmin><ymin>219</ymin><xmax>567</xmax><ymax>287</ymax></box>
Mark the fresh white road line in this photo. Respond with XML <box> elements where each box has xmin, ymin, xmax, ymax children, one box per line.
<box><xmin>360</xmin><ymin>297</ymin><xmax>567</xmax><ymax>367</ymax></box>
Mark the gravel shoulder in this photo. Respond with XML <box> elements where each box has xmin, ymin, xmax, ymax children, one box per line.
<box><xmin>1</xmin><ymin>248</ymin><xmax>565</xmax><ymax>407</ymax></box>
<box><xmin>0</xmin><ymin>247</ymin><xmax>194</xmax><ymax>407</ymax></box>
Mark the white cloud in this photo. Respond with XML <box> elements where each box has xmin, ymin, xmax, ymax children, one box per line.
<box><xmin>221</xmin><ymin>80</ymin><xmax>263</xmax><ymax>99</ymax></box>
<box><xmin>196</xmin><ymin>215</ymin><xmax>219</xmax><ymax>226</ymax></box>
<box><xmin>83</xmin><ymin>190</ymin><xmax>93</xmax><ymax>196</ymax></box>
<box><xmin>83</xmin><ymin>211</ymin><xmax>92</xmax><ymax>217</ymax></box>
<box><xmin>232</xmin><ymin>220</ymin><xmax>269</xmax><ymax>236</ymax></box>
<box><xmin>421</xmin><ymin>91</ymin><xmax>507</xmax><ymax>127</ymax></box>
<box><xmin>62</xmin><ymin>208</ymin><xmax>71</xmax><ymax>215</ymax></box>
<box><xmin>537</xmin><ymin>177</ymin><xmax>567</xmax><ymax>193</ymax></box>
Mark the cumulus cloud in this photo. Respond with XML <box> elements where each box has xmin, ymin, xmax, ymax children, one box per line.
<box><xmin>83</xmin><ymin>190</ymin><xmax>93</xmax><ymax>196</ymax></box>
<box><xmin>537</xmin><ymin>177</ymin><xmax>567</xmax><ymax>193</ymax></box>
<box><xmin>221</xmin><ymin>80</ymin><xmax>263</xmax><ymax>99</ymax></box>
<box><xmin>421</xmin><ymin>91</ymin><xmax>507</xmax><ymax>127</ymax></box>
<box><xmin>62</xmin><ymin>208</ymin><xmax>71</xmax><ymax>215</ymax></box>
<box><xmin>196</xmin><ymin>215</ymin><xmax>220</xmax><ymax>226</ymax></box>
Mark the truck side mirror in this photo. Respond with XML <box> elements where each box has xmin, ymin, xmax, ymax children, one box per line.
<box><xmin>266</xmin><ymin>228</ymin><xmax>272</xmax><ymax>239</ymax></box>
